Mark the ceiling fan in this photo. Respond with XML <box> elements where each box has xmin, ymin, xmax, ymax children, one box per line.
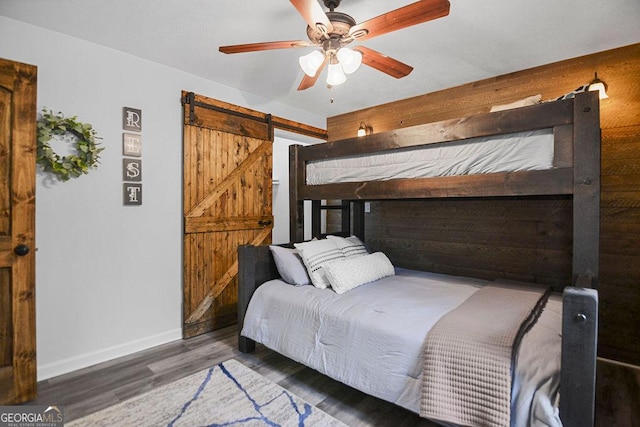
<box><xmin>219</xmin><ymin>0</ymin><xmax>450</xmax><ymax>91</ymax></box>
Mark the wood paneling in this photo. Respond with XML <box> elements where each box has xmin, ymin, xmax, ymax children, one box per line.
<box><xmin>364</xmin><ymin>198</ymin><xmax>572</xmax><ymax>290</ymax></box>
<box><xmin>595</xmin><ymin>359</ymin><xmax>640</xmax><ymax>426</ymax></box>
<box><xmin>328</xmin><ymin>44</ymin><xmax>640</xmax><ymax>141</ymax></box>
<box><xmin>328</xmin><ymin>43</ymin><xmax>640</xmax><ymax>366</ymax></box>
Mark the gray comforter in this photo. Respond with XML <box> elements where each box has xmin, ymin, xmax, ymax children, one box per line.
<box><xmin>241</xmin><ymin>268</ymin><xmax>562</xmax><ymax>426</ymax></box>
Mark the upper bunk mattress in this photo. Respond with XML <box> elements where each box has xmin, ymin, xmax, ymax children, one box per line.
<box><xmin>306</xmin><ymin>129</ymin><xmax>554</xmax><ymax>185</ymax></box>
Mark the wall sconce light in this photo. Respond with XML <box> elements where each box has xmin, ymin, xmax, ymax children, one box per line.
<box><xmin>357</xmin><ymin>122</ymin><xmax>373</xmax><ymax>137</ymax></box>
<box><xmin>588</xmin><ymin>72</ymin><xmax>609</xmax><ymax>99</ymax></box>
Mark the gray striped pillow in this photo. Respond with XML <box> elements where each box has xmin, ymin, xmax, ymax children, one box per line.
<box><xmin>327</xmin><ymin>235</ymin><xmax>368</xmax><ymax>259</ymax></box>
<box><xmin>294</xmin><ymin>239</ymin><xmax>345</xmax><ymax>289</ymax></box>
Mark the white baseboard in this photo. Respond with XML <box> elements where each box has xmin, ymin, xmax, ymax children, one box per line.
<box><xmin>37</xmin><ymin>328</ymin><xmax>183</xmax><ymax>381</ymax></box>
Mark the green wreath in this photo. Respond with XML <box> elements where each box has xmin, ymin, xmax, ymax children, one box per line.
<box><xmin>36</xmin><ymin>108</ymin><xmax>104</xmax><ymax>181</ymax></box>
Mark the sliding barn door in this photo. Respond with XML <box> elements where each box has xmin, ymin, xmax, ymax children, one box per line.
<box><xmin>0</xmin><ymin>58</ymin><xmax>37</xmax><ymax>403</ymax></box>
<box><xmin>182</xmin><ymin>92</ymin><xmax>273</xmax><ymax>338</ymax></box>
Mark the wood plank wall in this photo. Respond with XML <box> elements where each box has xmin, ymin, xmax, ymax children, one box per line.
<box><xmin>327</xmin><ymin>43</ymin><xmax>640</xmax><ymax>366</ymax></box>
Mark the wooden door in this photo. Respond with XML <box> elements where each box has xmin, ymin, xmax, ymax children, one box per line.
<box><xmin>0</xmin><ymin>58</ymin><xmax>37</xmax><ymax>404</ymax></box>
<box><xmin>182</xmin><ymin>93</ymin><xmax>273</xmax><ymax>338</ymax></box>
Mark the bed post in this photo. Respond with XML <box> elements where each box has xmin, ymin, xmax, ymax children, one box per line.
<box><xmin>237</xmin><ymin>244</ymin><xmax>281</xmax><ymax>353</ymax></box>
<box><xmin>238</xmin><ymin>245</ymin><xmax>289</xmax><ymax>353</ymax></box>
<box><xmin>559</xmin><ymin>91</ymin><xmax>600</xmax><ymax>427</ymax></box>
<box><xmin>560</xmin><ymin>287</ymin><xmax>598</xmax><ymax>427</ymax></box>
<box><xmin>237</xmin><ymin>245</ymin><xmax>257</xmax><ymax>353</ymax></box>
<box><xmin>289</xmin><ymin>144</ymin><xmax>305</xmax><ymax>242</ymax></box>
<box><xmin>571</xmin><ymin>91</ymin><xmax>600</xmax><ymax>288</ymax></box>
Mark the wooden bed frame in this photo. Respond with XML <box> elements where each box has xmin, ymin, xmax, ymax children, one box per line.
<box><xmin>238</xmin><ymin>92</ymin><xmax>601</xmax><ymax>426</ymax></box>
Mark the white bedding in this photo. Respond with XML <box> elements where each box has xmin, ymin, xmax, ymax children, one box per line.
<box><xmin>241</xmin><ymin>268</ymin><xmax>562</xmax><ymax>426</ymax></box>
<box><xmin>306</xmin><ymin>129</ymin><xmax>554</xmax><ymax>185</ymax></box>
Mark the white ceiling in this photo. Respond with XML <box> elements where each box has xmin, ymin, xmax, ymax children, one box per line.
<box><xmin>1</xmin><ymin>0</ymin><xmax>639</xmax><ymax>119</ymax></box>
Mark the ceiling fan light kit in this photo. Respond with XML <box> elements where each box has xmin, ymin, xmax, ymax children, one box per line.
<box><xmin>300</xmin><ymin>46</ymin><xmax>361</xmax><ymax>86</ymax></box>
<box><xmin>299</xmin><ymin>50</ymin><xmax>325</xmax><ymax>77</ymax></box>
<box><xmin>327</xmin><ymin>60</ymin><xmax>347</xmax><ymax>86</ymax></box>
<box><xmin>336</xmin><ymin>47</ymin><xmax>362</xmax><ymax>75</ymax></box>
<box><xmin>219</xmin><ymin>0</ymin><xmax>451</xmax><ymax>91</ymax></box>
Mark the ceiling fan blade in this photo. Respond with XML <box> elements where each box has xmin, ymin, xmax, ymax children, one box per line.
<box><xmin>290</xmin><ymin>0</ymin><xmax>334</xmax><ymax>35</ymax></box>
<box><xmin>354</xmin><ymin>46</ymin><xmax>413</xmax><ymax>79</ymax></box>
<box><xmin>219</xmin><ymin>40</ymin><xmax>313</xmax><ymax>54</ymax></box>
<box><xmin>298</xmin><ymin>58</ymin><xmax>328</xmax><ymax>91</ymax></box>
<box><xmin>348</xmin><ymin>0</ymin><xmax>450</xmax><ymax>41</ymax></box>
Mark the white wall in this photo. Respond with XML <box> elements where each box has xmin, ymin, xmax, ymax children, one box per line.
<box><xmin>271</xmin><ymin>137</ymin><xmax>313</xmax><ymax>244</ymax></box>
<box><xmin>0</xmin><ymin>16</ymin><xmax>324</xmax><ymax>380</ymax></box>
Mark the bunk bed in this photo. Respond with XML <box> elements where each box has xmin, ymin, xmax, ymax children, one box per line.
<box><xmin>237</xmin><ymin>92</ymin><xmax>600</xmax><ymax>427</ymax></box>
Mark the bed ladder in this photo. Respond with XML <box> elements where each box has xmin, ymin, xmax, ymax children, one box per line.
<box><xmin>310</xmin><ymin>200</ymin><xmax>365</xmax><ymax>240</ymax></box>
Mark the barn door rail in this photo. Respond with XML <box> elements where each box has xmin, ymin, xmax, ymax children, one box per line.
<box><xmin>182</xmin><ymin>91</ymin><xmax>327</xmax><ymax>141</ymax></box>
<box><xmin>183</xmin><ymin>91</ymin><xmax>272</xmax><ymax>126</ymax></box>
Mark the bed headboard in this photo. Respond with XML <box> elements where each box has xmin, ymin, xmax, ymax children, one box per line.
<box><xmin>289</xmin><ymin>92</ymin><xmax>600</xmax><ymax>290</ymax></box>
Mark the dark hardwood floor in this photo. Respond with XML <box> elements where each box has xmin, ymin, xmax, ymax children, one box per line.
<box><xmin>28</xmin><ymin>325</ymin><xmax>435</xmax><ymax>426</ymax></box>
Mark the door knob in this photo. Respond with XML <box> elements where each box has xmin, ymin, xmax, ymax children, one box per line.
<box><xmin>14</xmin><ymin>244</ymin><xmax>30</xmax><ymax>256</ymax></box>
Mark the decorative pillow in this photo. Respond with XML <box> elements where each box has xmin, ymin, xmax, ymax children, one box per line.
<box><xmin>327</xmin><ymin>235</ymin><xmax>368</xmax><ymax>259</ymax></box>
<box><xmin>269</xmin><ymin>245</ymin><xmax>310</xmax><ymax>286</ymax></box>
<box><xmin>490</xmin><ymin>94</ymin><xmax>542</xmax><ymax>112</ymax></box>
<box><xmin>324</xmin><ymin>252</ymin><xmax>395</xmax><ymax>294</ymax></box>
<box><xmin>294</xmin><ymin>239</ymin><xmax>345</xmax><ymax>289</ymax></box>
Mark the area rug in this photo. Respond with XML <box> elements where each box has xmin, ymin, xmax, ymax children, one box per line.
<box><xmin>68</xmin><ymin>359</ymin><xmax>347</xmax><ymax>427</ymax></box>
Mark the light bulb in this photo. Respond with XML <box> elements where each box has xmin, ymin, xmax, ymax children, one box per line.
<box><xmin>299</xmin><ymin>50</ymin><xmax>324</xmax><ymax>77</ymax></box>
<box><xmin>588</xmin><ymin>82</ymin><xmax>608</xmax><ymax>99</ymax></box>
<box><xmin>357</xmin><ymin>122</ymin><xmax>372</xmax><ymax>137</ymax></box>
<box><xmin>588</xmin><ymin>72</ymin><xmax>609</xmax><ymax>100</ymax></box>
<box><xmin>326</xmin><ymin>62</ymin><xmax>346</xmax><ymax>86</ymax></box>
<box><xmin>337</xmin><ymin>47</ymin><xmax>362</xmax><ymax>75</ymax></box>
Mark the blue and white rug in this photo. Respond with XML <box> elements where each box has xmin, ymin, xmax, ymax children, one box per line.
<box><xmin>68</xmin><ymin>359</ymin><xmax>347</xmax><ymax>427</ymax></box>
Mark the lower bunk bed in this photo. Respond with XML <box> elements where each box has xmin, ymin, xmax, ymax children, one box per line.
<box><xmin>239</xmin><ymin>92</ymin><xmax>600</xmax><ymax>426</ymax></box>
<box><xmin>237</xmin><ymin>242</ymin><xmax>598</xmax><ymax>427</ymax></box>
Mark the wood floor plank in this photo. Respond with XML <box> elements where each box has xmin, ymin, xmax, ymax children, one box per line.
<box><xmin>25</xmin><ymin>325</ymin><xmax>433</xmax><ymax>425</ymax></box>
<box><xmin>23</xmin><ymin>323</ymin><xmax>636</xmax><ymax>426</ymax></box>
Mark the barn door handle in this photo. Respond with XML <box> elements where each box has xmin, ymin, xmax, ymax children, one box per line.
<box><xmin>258</xmin><ymin>220</ymin><xmax>273</xmax><ymax>226</ymax></box>
<box><xmin>14</xmin><ymin>244</ymin><xmax>30</xmax><ymax>256</ymax></box>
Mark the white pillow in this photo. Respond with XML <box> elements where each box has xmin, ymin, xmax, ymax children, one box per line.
<box><xmin>490</xmin><ymin>94</ymin><xmax>542</xmax><ymax>112</ymax></box>
<box><xmin>294</xmin><ymin>239</ymin><xmax>345</xmax><ymax>289</ymax></box>
<box><xmin>327</xmin><ymin>235</ymin><xmax>368</xmax><ymax>258</ymax></box>
<box><xmin>324</xmin><ymin>252</ymin><xmax>395</xmax><ymax>294</ymax></box>
<box><xmin>269</xmin><ymin>246</ymin><xmax>310</xmax><ymax>286</ymax></box>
